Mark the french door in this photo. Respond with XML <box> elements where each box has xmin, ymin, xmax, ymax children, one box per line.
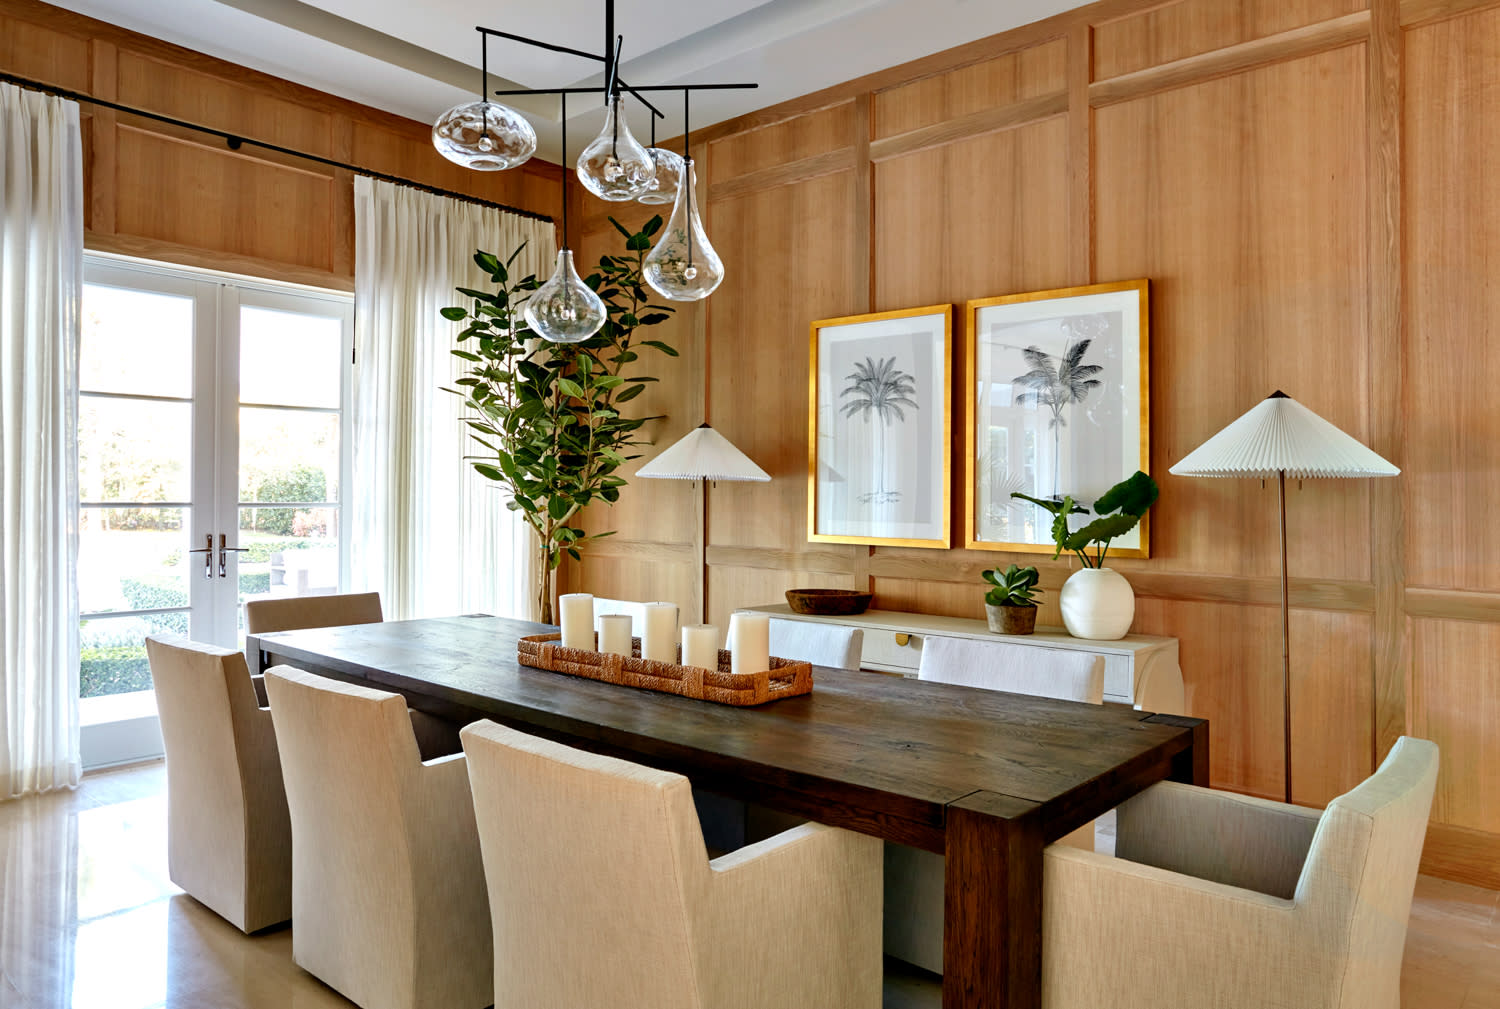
<box><xmin>78</xmin><ymin>256</ymin><xmax>352</xmax><ymax>766</ymax></box>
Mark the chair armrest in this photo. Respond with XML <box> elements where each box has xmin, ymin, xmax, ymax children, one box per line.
<box><xmin>698</xmin><ymin>824</ymin><xmax>882</xmax><ymax>1008</ymax></box>
<box><xmin>1116</xmin><ymin>781</ymin><xmax>1321</xmax><ymax>899</ymax></box>
<box><xmin>1042</xmin><ymin>845</ymin><xmax>1330</xmax><ymax>1009</ymax></box>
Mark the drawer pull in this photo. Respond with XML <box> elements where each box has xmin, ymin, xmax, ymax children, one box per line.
<box><xmin>894</xmin><ymin>633</ymin><xmax>911</xmax><ymax>647</ymax></box>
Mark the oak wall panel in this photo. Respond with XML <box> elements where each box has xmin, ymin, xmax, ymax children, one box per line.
<box><xmin>0</xmin><ymin>13</ymin><xmax>88</xmax><ymax>87</ymax></box>
<box><xmin>1093</xmin><ymin>0</ymin><xmax>1366</xmax><ymax>79</ymax></box>
<box><xmin>1403</xmin><ymin>8</ymin><xmax>1500</xmax><ymax>592</ymax></box>
<box><xmin>707</xmin><ymin>101</ymin><xmax>856</xmax><ymax>183</ymax></box>
<box><xmin>872</xmin><ymin>38</ymin><xmax>1067</xmax><ymax>138</ymax></box>
<box><xmin>1094</xmin><ymin>45</ymin><xmax>1371</xmax><ymax>581</ymax></box>
<box><xmin>1409</xmin><ymin>619</ymin><xmax>1500</xmax><ymax>834</ymax></box>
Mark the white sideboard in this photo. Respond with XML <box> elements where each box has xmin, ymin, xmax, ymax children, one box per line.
<box><xmin>747</xmin><ymin>603</ymin><xmax>1185</xmax><ymax>714</ymax></box>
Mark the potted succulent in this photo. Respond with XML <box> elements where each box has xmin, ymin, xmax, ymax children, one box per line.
<box><xmin>982</xmin><ymin>564</ymin><xmax>1044</xmax><ymax>635</ymax></box>
<box><xmin>1012</xmin><ymin>470</ymin><xmax>1159</xmax><ymax>640</ymax></box>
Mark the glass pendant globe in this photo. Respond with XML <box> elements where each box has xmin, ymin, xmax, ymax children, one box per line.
<box><xmin>576</xmin><ymin>96</ymin><xmax>656</xmax><ymax>201</ymax></box>
<box><xmin>524</xmin><ymin>250</ymin><xmax>606</xmax><ymax>343</ymax></box>
<box><xmin>432</xmin><ymin>100</ymin><xmax>537</xmax><ymax>171</ymax></box>
<box><xmin>637</xmin><ymin>147</ymin><xmax>683</xmax><ymax>205</ymax></box>
<box><xmin>643</xmin><ymin>163</ymin><xmax>724</xmax><ymax>302</ymax></box>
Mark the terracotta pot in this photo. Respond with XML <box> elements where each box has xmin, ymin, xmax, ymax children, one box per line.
<box><xmin>985</xmin><ymin>602</ymin><xmax>1038</xmax><ymax>635</ymax></box>
<box><xmin>1059</xmin><ymin>567</ymin><xmax>1135</xmax><ymax>640</ymax></box>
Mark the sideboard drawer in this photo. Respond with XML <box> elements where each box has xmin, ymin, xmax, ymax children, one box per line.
<box><xmin>861</xmin><ymin>629</ymin><xmax>923</xmax><ymax>673</ymax></box>
<box><xmin>1101</xmin><ymin>654</ymin><xmax>1134</xmax><ymax>702</ymax></box>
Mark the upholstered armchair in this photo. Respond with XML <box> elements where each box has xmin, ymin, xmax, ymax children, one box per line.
<box><xmin>884</xmin><ymin>635</ymin><xmax>1106</xmax><ymax>972</ymax></box>
<box><xmin>144</xmin><ymin>635</ymin><xmax>292</xmax><ymax>933</ymax></box>
<box><xmin>263</xmin><ymin>666</ymin><xmax>490</xmax><ymax>1009</ymax></box>
<box><xmin>460</xmin><ymin>719</ymin><xmax>883</xmax><ymax>1009</ymax></box>
<box><xmin>1041</xmin><ymin>735</ymin><xmax>1439</xmax><ymax>1008</ymax></box>
<box><xmin>243</xmin><ymin>590</ymin><xmax>383</xmax><ymax>636</ymax></box>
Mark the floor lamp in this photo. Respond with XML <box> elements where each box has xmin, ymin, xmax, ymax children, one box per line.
<box><xmin>1169</xmin><ymin>391</ymin><xmax>1398</xmax><ymax>803</ymax></box>
<box><xmin>636</xmin><ymin>423</ymin><xmax>770</xmax><ymax>623</ymax></box>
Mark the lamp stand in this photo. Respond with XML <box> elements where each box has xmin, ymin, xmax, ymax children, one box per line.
<box><xmin>1277</xmin><ymin>470</ymin><xmax>1292</xmax><ymax>804</ymax></box>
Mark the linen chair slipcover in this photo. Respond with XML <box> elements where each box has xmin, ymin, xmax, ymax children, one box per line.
<box><xmin>1042</xmin><ymin>735</ymin><xmax>1439</xmax><ymax>1008</ymax></box>
<box><xmin>460</xmin><ymin>719</ymin><xmax>883</xmax><ymax>1009</ymax></box>
<box><xmin>884</xmin><ymin>635</ymin><xmax>1106</xmax><ymax>973</ymax></box>
<box><xmin>264</xmin><ymin>667</ymin><xmax>491</xmax><ymax>1009</ymax></box>
<box><xmin>769</xmin><ymin>617</ymin><xmax>864</xmax><ymax>670</ymax></box>
<box><xmin>144</xmin><ymin>636</ymin><xmax>291</xmax><ymax>933</ymax></box>
<box><xmin>243</xmin><ymin>590</ymin><xmax>383</xmax><ymax>635</ymax></box>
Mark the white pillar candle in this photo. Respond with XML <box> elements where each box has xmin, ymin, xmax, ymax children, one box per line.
<box><xmin>598</xmin><ymin>614</ymin><xmax>633</xmax><ymax>657</ymax></box>
<box><xmin>729</xmin><ymin>611</ymin><xmax>770</xmax><ymax>676</ymax></box>
<box><xmin>559</xmin><ymin>593</ymin><xmax>594</xmax><ymax>651</ymax></box>
<box><xmin>642</xmin><ymin>602</ymin><xmax>679</xmax><ymax>663</ymax></box>
<box><xmin>681</xmin><ymin>624</ymin><xmax>720</xmax><ymax>671</ymax></box>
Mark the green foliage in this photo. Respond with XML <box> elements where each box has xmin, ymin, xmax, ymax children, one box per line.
<box><xmin>119</xmin><ymin>578</ymin><xmax>190</xmax><ymax>634</ymax></box>
<box><xmin>982</xmin><ymin>563</ymin><xmax>1043</xmax><ymax>607</ymax></box>
<box><xmin>239</xmin><ymin>572</ymin><xmax>270</xmax><ymax>596</ymax></box>
<box><xmin>1011</xmin><ymin>470</ymin><xmax>1159</xmax><ymax>568</ymax></box>
<box><xmin>241</xmin><ymin>538</ymin><xmax>313</xmax><ymax>564</ymax></box>
<box><xmin>441</xmin><ymin>217</ymin><xmax>676</xmax><ymax>613</ymax></box>
<box><xmin>80</xmin><ymin>643</ymin><xmax>153</xmax><ymax>697</ymax></box>
<box><xmin>245</xmin><ymin>466</ymin><xmax>328</xmax><ymax>535</ymax></box>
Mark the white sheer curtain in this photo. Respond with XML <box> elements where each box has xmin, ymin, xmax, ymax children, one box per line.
<box><xmin>0</xmin><ymin>84</ymin><xmax>83</xmax><ymax>797</ymax></box>
<box><xmin>351</xmin><ymin>176</ymin><xmax>555</xmax><ymax>621</ymax></box>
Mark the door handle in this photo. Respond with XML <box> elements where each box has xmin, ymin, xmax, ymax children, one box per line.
<box><xmin>218</xmin><ymin>533</ymin><xmax>249</xmax><ymax>578</ymax></box>
<box><xmin>188</xmin><ymin>534</ymin><xmax>214</xmax><ymax>580</ymax></box>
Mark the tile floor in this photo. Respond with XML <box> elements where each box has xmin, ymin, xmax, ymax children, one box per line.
<box><xmin>0</xmin><ymin>761</ymin><xmax>1495</xmax><ymax>1009</ymax></box>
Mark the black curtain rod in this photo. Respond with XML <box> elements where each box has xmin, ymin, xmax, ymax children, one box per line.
<box><xmin>0</xmin><ymin>70</ymin><xmax>556</xmax><ymax>225</ymax></box>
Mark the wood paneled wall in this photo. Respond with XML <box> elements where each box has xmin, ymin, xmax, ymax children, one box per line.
<box><xmin>564</xmin><ymin>0</ymin><xmax>1500</xmax><ymax>888</ymax></box>
<box><xmin>0</xmin><ymin>0</ymin><xmax>562</xmax><ymax>289</ymax></box>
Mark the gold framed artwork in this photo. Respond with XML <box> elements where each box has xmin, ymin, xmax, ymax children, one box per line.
<box><xmin>964</xmin><ymin>280</ymin><xmax>1151</xmax><ymax>556</ymax></box>
<box><xmin>808</xmin><ymin>305</ymin><xmax>952</xmax><ymax>548</ymax></box>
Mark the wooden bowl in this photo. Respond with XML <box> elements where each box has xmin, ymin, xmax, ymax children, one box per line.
<box><xmin>785</xmin><ymin>589</ymin><xmax>873</xmax><ymax>616</ymax></box>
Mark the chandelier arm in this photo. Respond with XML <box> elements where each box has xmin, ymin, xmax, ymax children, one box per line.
<box><xmin>475</xmin><ymin>26</ymin><xmax>665</xmax><ymax>120</ymax></box>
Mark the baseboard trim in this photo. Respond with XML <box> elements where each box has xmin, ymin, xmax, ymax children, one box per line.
<box><xmin>1421</xmin><ymin>822</ymin><xmax>1500</xmax><ymax>890</ymax></box>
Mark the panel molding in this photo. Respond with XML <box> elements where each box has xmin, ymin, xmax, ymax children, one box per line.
<box><xmin>1088</xmin><ymin>11</ymin><xmax>1372</xmax><ymax>106</ymax></box>
<box><xmin>1402</xmin><ymin>0</ymin><xmax>1500</xmax><ymax>26</ymax></box>
<box><xmin>707</xmin><ymin>148</ymin><xmax>857</xmax><ymax>202</ymax></box>
<box><xmin>867</xmin><ymin>91</ymin><xmax>1067</xmax><ymax>162</ymax></box>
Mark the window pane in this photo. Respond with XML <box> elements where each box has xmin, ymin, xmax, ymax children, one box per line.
<box><xmin>78</xmin><ymin>508</ymin><xmax>191</xmax><ymax>615</ymax></box>
<box><xmin>239</xmin><ymin>306</ymin><xmax>342</xmax><ymax>408</ymax></box>
<box><xmin>237</xmin><ymin>507</ymin><xmax>339</xmax><ymax>617</ymax></box>
<box><xmin>81</xmin><ymin>284</ymin><xmax>193</xmax><ymax>398</ymax></box>
<box><xmin>79</xmin><ymin>398</ymin><xmax>192</xmax><ymax>503</ymax></box>
<box><xmin>239</xmin><ymin>408</ymin><xmax>340</xmax><ymax>503</ymax></box>
<box><xmin>80</xmin><ymin>614</ymin><xmax>178</xmax><ymax>698</ymax></box>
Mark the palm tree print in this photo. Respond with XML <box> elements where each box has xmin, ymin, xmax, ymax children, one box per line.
<box><xmin>1011</xmin><ymin>335</ymin><xmax>1103</xmax><ymax>497</ymax></box>
<box><xmin>840</xmin><ymin>356</ymin><xmax>919</xmax><ymax>505</ymax></box>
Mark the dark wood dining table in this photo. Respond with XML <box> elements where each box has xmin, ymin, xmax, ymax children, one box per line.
<box><xmin>248</xmin><ymin>614</ymin><xmax>1208</xmax><ymax>1009</ymax></box>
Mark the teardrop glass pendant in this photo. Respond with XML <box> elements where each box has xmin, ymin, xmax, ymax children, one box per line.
<box><xmin>637</xmin><ymin>147</ymin><xmax>683</xmax><ymax>205</ymax></box>
<box><xmin>644</xmin><ymin>162</ymin><xmax>724</xmax><ymax>302</ymax></box>
<box><xmin>576</xmin><ymin>95</ymin><xmax>656</xmax><ymax>201</ymax></box>
<box><xmin>432</xmin><ymin>100</ymin><xmax>537</xmax><ymax>171</ymax></box>
<box><xmin>524</xmin><ymin>250</ymin><xmax>606</xmax><ymax>343</ymax></box>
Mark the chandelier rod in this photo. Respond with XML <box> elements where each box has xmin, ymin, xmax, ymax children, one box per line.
<box><xmin>493</xmin><ymin>83</ymin><xmax>758</xmax><ymax>96</ymax></box>
<box><xmin>475</xmin><ymin>25</ymin><xmax>664</xmax><ymax>120</ymax></box>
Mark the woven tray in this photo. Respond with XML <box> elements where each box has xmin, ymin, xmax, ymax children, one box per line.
<box><xmin>517</xmin><ymin>633</ymin><xmax>813</xmax><ymax>707</ymax></box>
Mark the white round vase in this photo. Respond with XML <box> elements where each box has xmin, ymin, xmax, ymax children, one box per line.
<box><xmin>1059</xmin><ymin>567</ymin><xmax>1135</xmax><ymax>640</ymax></box>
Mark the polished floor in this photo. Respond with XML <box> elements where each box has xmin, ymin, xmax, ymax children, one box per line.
<box><xmin>0</xmin><ymin>762</ymin><xmax>1495</xmax><ymax>1009</ymax></box>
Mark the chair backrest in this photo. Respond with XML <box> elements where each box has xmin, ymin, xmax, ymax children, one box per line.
<box><xmin>769</xmin><ymin>618</ymin><xmax>864</xmax><ymax>670</ymax></box>
<box><xmin>591</xmin><ymin>597</ymin><xmax>652</xmax><ymax>632</ymax></box>
<box><xmin>244</xmin><ymin>591</ymin><xmax>383</xmax><ymax>635</ymax></box>
<box><xmin>145</xmin><ymin>636</ymin><xmax>289</xmax><ymax>929</ymax></box>
<box><xmin>1297</xmin><ymin>736</ymin><xmax>1438</xmax><ymax>1009</ymax></box>
<box><xmin>461</xmin><ymin>719</ymin><xmax>707</xmax><ymax>1009</ymax></box>
<box><xmin>917</xmin><ymin>635</ymin><xmax>1105</xmax><ymax>703</ymax></box>
<box><xmin>263</xmin><ymin>666</ymin><xmax>423</xmax><ymax>999</ymax></box>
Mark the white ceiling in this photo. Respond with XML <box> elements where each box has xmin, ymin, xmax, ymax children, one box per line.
<box><xmin>51</xmin><ymin>0</ymin><xmax>1085</xmax><ymax>163</ymax></box>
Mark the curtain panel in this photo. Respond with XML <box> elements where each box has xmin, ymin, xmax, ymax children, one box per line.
<box><xmin>0</xmin><ymin>83</ymin><xmax>84</xmax><ymax>797</ymax></box>
<box><xmin>351</xmin><ymin>177</ymin><xmax>555</xmax><ymax>621</ymax></box>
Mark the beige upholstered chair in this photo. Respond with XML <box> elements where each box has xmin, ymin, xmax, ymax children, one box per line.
<box><xmin>769</xmin><ymin>617</ymin><xmax>864</xmax><ymax>670</ymax></box>
<box><xmin>1043</xmin><ymin>736</ymin><xmax>1439</xmax><ymax>1008</ymax></box>
<box><xmin>460</xmin><ymin>719</ymin><xmax>884</xmax><ymax>1009</ymax></box>
<box><xmin>243</xmin><ymin>590</ymin><xmax>383</xmax><ymax>636</ymax></box>
<box><xmin>144</xmin><ymin>636</ymin><xmax>291</xmax><ymax>933</ymax></box>
<box><xmin>264</xmin><ymin>667</ymin><xmax>491</xmax><ymax>1009</ymax></box>
<box><xmin>885</xmin><ymin>635</ymin><xmax>1106</xmax><ymax>972</ymax></box>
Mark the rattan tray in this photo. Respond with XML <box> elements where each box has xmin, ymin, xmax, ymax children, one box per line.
<box><xmin>516</xmin><ymin>633</ymin><xmax>813</xmax><ymax>706</ymax></box>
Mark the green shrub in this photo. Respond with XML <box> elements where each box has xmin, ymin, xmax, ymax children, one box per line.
<box><xmin>238</xmin><ymin>572</ymin><xmax>270</xmax><ymax>595</ymax></box>
<box><xmin>80</xmin><ymin>644</ymin><xmax>153</xmax><ymax>697</ymax></box>
<box><xmin>119</xmin><ymin>578</ymin><xmax>189</xmax><ymax>634</ymax></box>
<box><xmin>241</xmin><ymin>537</ymin><xmax>313</xmax><ymax>564</ymax></box>
<box><xmin>245</xmin><ymin>466</ymin><xmax>328</xmax><ymax>535</ymax></box>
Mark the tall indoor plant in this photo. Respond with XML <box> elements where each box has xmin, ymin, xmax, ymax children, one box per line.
<box><xmin>442</xmin><ymin>216</ymin><xmax>676</xmax><ymax>623</ymax></box>
<box><xmin>1012</xmin><ymin>470</ymin><xmax>1158</xmax><ymax>639</ymax></box>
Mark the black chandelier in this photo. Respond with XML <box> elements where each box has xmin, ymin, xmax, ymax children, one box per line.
<box><xmin>431</xmin><ymin>1</ymin><xmax>758</xmax><ymax>340</ymax></box>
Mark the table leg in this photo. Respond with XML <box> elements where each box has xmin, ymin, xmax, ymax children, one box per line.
<box><xmin>942</xmin><ymin>792</ymin><xmax>1045</xmax><ymax>1009</ymax></box>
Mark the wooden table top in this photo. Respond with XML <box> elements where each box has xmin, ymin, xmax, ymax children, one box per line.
<box><xmin>254</xmin><ymin>615</ymin><xmax>1200</xmax><ymax>850</ymax></box>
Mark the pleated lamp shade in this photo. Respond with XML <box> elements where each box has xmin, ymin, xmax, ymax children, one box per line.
<box><xmin>1169</xmin><ymin>391</ymin><xmax>1399</xmax><ymax>479</ymax></box>
<box><xmin>636</xmin><ymin>423</ymin><xmax>770</xmax><ymax>482</ymax></box>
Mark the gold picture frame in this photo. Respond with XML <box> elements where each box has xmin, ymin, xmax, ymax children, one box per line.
<box><xmin>963</xmin><ymin>279</ymin><xmax>1150</xmax><ymax>557</ymax></box>
<box><xmin>808</xmin><ymin>305</ymin><xmax>953</xmax><ymax>549</ymax></box>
